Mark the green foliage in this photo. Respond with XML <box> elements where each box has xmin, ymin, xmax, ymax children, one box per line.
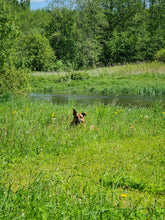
<box><xmin>2</xmin><ymin>0</ymin><xmax>165</xmax><ymax>71</ymax></box>
<box><xmin>155</xmin><ymin>49</ymin><xmax>165</xmax><ymax>62</ymax></box>
<box><xmin>70</xmin><ymin>72</ymin><xmax>90</xmax><ymax>80</ymax></box>
<box><xmin>0</xmin><ymin>0</ymin><xmax>29</xmax><ymax>95</ymax></box>
<box><xmin>48</xmin><ymin>8</ymin><xmax>79</xmax><ymax>68</ymax></box>
<box><xmin>0</xmin><ymin>0</ymin><xmax>19</xmax><ymax>71</ymax></box>
<box><xmin>19</xmin><ymin>33</ymin><xmax>56</xmax><ymax>71</ymax></box>
<box><xmin>16</xmin><ymin>9</ymin><xmax>51</xmax><ymax>35</ymax></box>
<box><xmin>6</xmin><ymin>0</ymin><xmax>30</xmax><ymax>10</ymax></box>
<box><xmin>0</xmin><ymin>66</ymin><xmax>30</xmax><ymax>95</ymax></box>
<box><xmin>58</xmin><ymin>72</ymin><xmax>90</xmax><ymax>82</ymax></box>
<box><xmin>105</xmin><ymin>30</ymin><xmax>136</xmax><ymax>64</ymax></box>
<box><xmin>1</xmin><ymin>0</ymin><xmax>165</xmax><ymax>74</ymax></box>
<box><xmin>48</xmin><ymin>1</ymin><xmax>108</xmax><ymax>69</ymax></box>
<box><xmin>54</xmin><ymin>60</ymin><xmax>65</xmax><ymax>71</ymax></box>
<box><xmin>76</xmin><ymin>0</ymin><xmax>108</xmax><ymax>68</ymax></box>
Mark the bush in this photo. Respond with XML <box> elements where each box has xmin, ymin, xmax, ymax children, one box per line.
<box><xmin>58</xmin><ymin>72</ymin><xmax>90</xmax><ymax>82</ymax></box>
<box><xmin>70</xmin><ymin>72</ymin><xmax>90</xmax><ymax>80</ymax></box>
<box><xmin>155</xmin><ymin>49</ymin><xmax>165</xmax><ymax>62</ymax></box>
<box><xmin>0</xmin><ymin>66</ymin><xmax>30</xmax><ymax>95</ymax></box>
<box><xmin>54</xmin><ymin>60</ymin><xmax>64</xmax><ymax>71</ymax></box>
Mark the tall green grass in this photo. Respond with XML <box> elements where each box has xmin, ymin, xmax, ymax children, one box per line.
<box><xmin>30</xmin><ymin>62</ymin><xmax>165</xmax><ymax>96</ymax></box>
<box><xmin>0</xmin><ymin>97</ymin><xmax>165</xmax><ymax>219</ymax></box>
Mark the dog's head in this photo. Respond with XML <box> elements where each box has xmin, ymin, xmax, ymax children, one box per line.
<box><xmin>71</xmin><ymin>109</ymin><xmax>87</xmax><ymax>126</ymax></box>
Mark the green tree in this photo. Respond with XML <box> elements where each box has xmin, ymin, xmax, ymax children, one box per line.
<box><xmin>48</xmin><ymin>7</ymin><xmax>79</xmax><ymax>69</ymax></box>
<box><xmin>4</xmin><ymin>0</ymin><xmax>164</xmax><ymax>70</ymax></box>
<box><xmin>6</xmin><ymin>0</ymin><xmax>30</xmax><ymax>9</ymax></box>
<box><xmin>76</xmin><ymin>0</ymin><xmax>108</xmax><ymax>68</ymax></box>
<box><xmin>49</xmin><ymin>0</ymin><xmax>108</xmax><ymax>69</ymax></box>
<box><xmin>0</xmin><ymin>0</ymin><xmax>29</xmax><ymax>95</ymax></box>
<box><xmin>0</xmin><ymin>1</ymin><xmax>19</xmax><ymax>71</ymax></box>
<box><xmin>16</xmin><ymin>8</ymin><xmax>51</xmax><ymax>35</ymax></box>
<box><xmin>19</xmin><ymin>33</ymin><xmax>56</xmax><ymax>71</ymax></box>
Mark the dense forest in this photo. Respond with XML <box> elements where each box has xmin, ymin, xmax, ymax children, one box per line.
<box><xmin>0</xmin><ymin>0</ymin><xmax>165</xmax><ymax>93</ymax></box>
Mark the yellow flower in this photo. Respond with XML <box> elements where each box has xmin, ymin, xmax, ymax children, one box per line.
<box><xmin>120</xmin><ymin>194</ymin><xmax>127</xmax><ymax>198</ymax></box>
<box><xmin>131</xmin><ymin>127</ymin><xmax>134</xmax><ymax>129</ymax></box>
<box><xmin>162</xmin><ymin>112</ymin><xmax>165</xmax><ymax>114</ymax></box>
<box><xmin>26</xmin><ymin>107</ymin><xmax>29</xmax><ymax>111</ymax></box>
<box><xmin>115</xmin><ymin>112</ymin><xmax>117</xmax><ymax>115</ymax></box>
<box><xmin>52</xmin><ymin>113</ymin><xmax>55</xmax><ymax>117</ymax></box>
<box><xmin>12</xmin><ymin>110</ymin><xmax>16</xmax><ymax>114</ymax></box>
<box><xmin>139</xmin><ymin>115</ymin><xmax>142</xmax><ymax>117</ymax></box>
<box><xmin>121</xmin><ymin>110</ymin><xmax>124</xmax><ymax>112</ymax></box>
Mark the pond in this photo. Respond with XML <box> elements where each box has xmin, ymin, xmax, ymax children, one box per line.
<box><xmin>30</xmin><ymin>93</ymin><xmax>165</xmax><ymax>107</ymax></box>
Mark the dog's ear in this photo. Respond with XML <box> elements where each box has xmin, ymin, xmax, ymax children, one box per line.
<box><xmin>81</xmin><ymin>112</ymin><xmax>87</xmax><ymax>116</ymax></box>
<box><xmin>73</xmin><ymin>109</ymin><xmax>77</xmax><ymax>116</ymax></box>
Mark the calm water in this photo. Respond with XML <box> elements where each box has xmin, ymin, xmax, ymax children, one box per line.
<box><xmin>30</xmin><ymin>93</ymin><xmax>165</xmax><ymax>107</ymax></box>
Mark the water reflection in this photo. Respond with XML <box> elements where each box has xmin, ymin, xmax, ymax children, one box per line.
<box><xmin>30</xmin><ymin>93</ymin><xmax>165</xmax><ymax>107</ymax></box>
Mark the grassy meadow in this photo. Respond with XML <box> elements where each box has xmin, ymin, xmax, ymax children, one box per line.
<box><xmin>0</xmin><ymin>62</ymin><xmax>165</xmax><ymax>219</ymax></box>
<box><xmin>30</xmin><ymin>62</ymin><xmax>165</xmax><ymax>96</ymax></box>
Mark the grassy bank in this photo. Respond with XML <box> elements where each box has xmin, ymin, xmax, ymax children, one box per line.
<box><xmin>0</xmin><ymin>97</ymin><xmax>165</xmax><ymax>219</ymax></box>
<box><xmin>30</xmin><ymin>62</ymin><xmax>165</xmax><ymax>96</ymax></box>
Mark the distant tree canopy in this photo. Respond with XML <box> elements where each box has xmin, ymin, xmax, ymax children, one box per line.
<box><xmin>1</xmin><ymin>0</ymin><xmax>165</xmax><ymax>75</ymax></box>
<box><xmin>6</xmin><ymin>0</ymin><xmax>30</xmax><ymax>9</ymax></box>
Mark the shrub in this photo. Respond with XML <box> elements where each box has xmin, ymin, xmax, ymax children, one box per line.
<box><xmin>70</xmin><ymin>72</ymin><xmax>89</xmax><ymax>80</ymax></box>
<box><xmin>54</xmin><ymin>60</ymin><xmax>64</xmax><ymax>71</ymax></box>
<box><xmin>155</xmin><ymin>49</ymin><xmax>165</xmax><ymax>62</ymax></box>
<box><xmin>58</xmin><ymin>72</ymin><xmax>90</xmax><ymax>82</ymax></box>
<box><xmin>0</xmin><ymin>66</ymin><xmax>30</xmax><ymax>95</ymax></box>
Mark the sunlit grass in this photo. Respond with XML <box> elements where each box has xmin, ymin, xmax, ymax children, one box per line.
<box><xmin>0</xmin><ymin>97</ymin><xmax>165</xmax><ymax>219</ymax></box>
<box><xmin>30</xmin><ymin>62</ymin><xmax>165</xmax><ymax>96</ymax></box>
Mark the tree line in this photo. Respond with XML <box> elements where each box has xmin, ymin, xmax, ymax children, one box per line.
<box><xmin>0</xmin><ymin>0</ymin><xmax>165</xmax><ymax>93</ymax></box>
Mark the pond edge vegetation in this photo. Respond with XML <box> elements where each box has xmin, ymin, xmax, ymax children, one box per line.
<box><xmin>30</xmin><ymin>62</ymin><xmax>165</xmax><ymax>97</ymax></box>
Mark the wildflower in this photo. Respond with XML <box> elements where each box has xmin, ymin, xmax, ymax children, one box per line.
<box><xmin>144</xmin><ymin>115</ymin><xmax>149</xmax><ymax>119</ymax></box>
<box><xmin>162</xmin><ymin>112</ymin><xmax>165</xmax><ymax>114</ymax></box>
<box><xmin>139</xmin><ymin>115</ymin><xmax>142</xmax><ymax>117</ymax></box>
<box><xmin>52</xmin><ymin>113</ymin><xmax>55</xmax><ymax>117</ymax></box>
<box><xmin>120</xmin><ymin>194</ymin><xmax>127</xmax><ymax>198</ymax></box>
<box><xmin>121</xmin><ymin>110</ymin><xmax>124</xmax><ymax>112</ymax></box>
<box><xmin>115</xmin><ymin>112</ymin><xmax>117</xmax><ymax>115</ymax></box>
<box><xmin>12</xmin><ymin>110</ymin><xmax>16</xmax><ymax>114</ymax></box>
<box><xmin>131</xmin><ymin>127</ymin><xmax>134</xmax><ymax>129</ymax></box>
<box><xmin>26</xmin><ymin>107</ymin><xmax>29</xmax><ymax>111</ymax></box>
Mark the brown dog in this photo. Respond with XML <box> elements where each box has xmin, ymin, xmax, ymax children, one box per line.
<box><xmin>70</xmin><ymin>109</ymin><xmax>87</xmax><ymax>126</ymax></box>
